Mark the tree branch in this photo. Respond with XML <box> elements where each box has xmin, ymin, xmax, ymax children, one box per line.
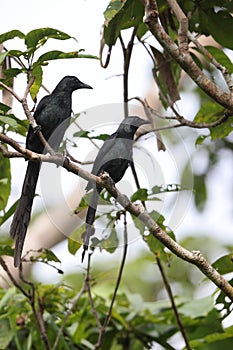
<box><xmin>166</xmin><ymin>0</ymin><xmax>188</xmax><ymax>52</ymax></box>
<box><xmin>0</xmin><ymin>81</ymin><xmax>22</xmax><ymax>103</ymax></box>
<box><xmin>129</xmin><ymin>96</ymin><xmax>230</xmax><ymax>132</ymax></box>
<box><xmin>143</xmin><ymin>0</ymin><xmax>233</xmax><ymax>110</ymax></box>
<box><xmin>1</xmin><ymin>132</ymin><xmax>233</xmax><ymax>301</ymax></box>
<box><xmin>0</xmin><ymin>78</ymin><xmax>55</xmax><ymax>154</ymax></box>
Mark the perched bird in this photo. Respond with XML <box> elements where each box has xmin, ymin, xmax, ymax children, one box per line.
<box><xmin>82</xmin><ymin>116</ymin><xmax>151</xmax><ymax>261</ymax></box>
<box><xmin>10</xmin><ymin>76</ymin><xmax>92</xmax><ymax>267</ymax></box>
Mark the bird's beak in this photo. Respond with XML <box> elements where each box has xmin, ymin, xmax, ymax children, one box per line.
<box><xmin>139</xmin><ymin>120</ymin><xmax>151</xmax><ymax>128</ymax></box>
<box><xmin>80</xmin><ymin>82</ymin><xmax>93</xmax><ymax>89</ymax></box>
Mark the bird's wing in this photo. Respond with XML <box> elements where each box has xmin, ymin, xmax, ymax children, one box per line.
<box><xmin>90</xmin><ymin>132</ymin><xmax>118</xmax><ymax>176</ymax></box>
<box><xmin>33</xmin><ymin>95</ymin><xmax>51</xmax><ymax>122</ymax></box>
<box><xmin>86</xmin><ymin>133</ymin><xmax>133</xmax><ymax>191</ymax></box>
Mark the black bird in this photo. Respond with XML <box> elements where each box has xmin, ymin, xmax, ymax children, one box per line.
<box><xmin>10</xmin><ymin>76</ymin><xmax>92</xmax><ymax>267</ymax></box>
<box><xmin>82</xmin><ymin>116</ymin><xmax>151</xmax><ymax>261</ymax></box>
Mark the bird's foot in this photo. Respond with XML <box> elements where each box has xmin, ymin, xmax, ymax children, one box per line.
<box><xmin>33</xmin><ymin>124</ymin><xmax>42</xmax><ymax>134</ymax></box>
<box><xmin>52</xmin><ymin>152</ymin><xmax>69</xmax><ymax>167</ymax></box>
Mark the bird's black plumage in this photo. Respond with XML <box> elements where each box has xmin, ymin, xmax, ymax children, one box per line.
<box><xmin>82</xmin><ymin>116</ymin><xmax>150</xmax><ymax>261</ymax></box>
<box><xmin>10</xmin><ymin>76</ymin><xmax>92</xmax><ymax>267</ymax></box>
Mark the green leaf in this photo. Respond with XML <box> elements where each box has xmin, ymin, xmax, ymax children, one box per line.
<box><xmin>25</xmin><ymin>27</ymin><xmax>72</xmax><ymax>49</ymax></box>
<box><xmin>216</xmin><ymin>278</ymin><xmax>233</xmax><ymax>317</ymax></box>
<box><xmin>7</xmin><ymin>49</ymin><xmax>25</xmax><ymax>58</ymax></box>
<box><xmin>91</xmin><ymin>133</ymin><xmax>109</xmax><ymax>141</ymax></box>
<box><xmin>30</xmin><ymin>65</ymin><xmax>43</xmax><ymax>100</ymax></box>
<box><xmin>131</xmin><ymin>188</ymin><xmax>148</xmax><ymax>202</ymax></box>
<box><xmin>68</xmin><ymin>224</ymin><xmax>86</xmax><ymax>255</ymax></box>
<box><xmin>143</xmin><ymin>211</ymin><xmax>175</xmax><ymax>261</ymax></box>
<box><xmin>0</xmin><ymin>319</ymin><xmax>13</xmax><ymax>349</ymax></box>
<box><xmin>195</xmin><ymin>135</ymin><xmax>208</xmax><ymax>146</ymax></box>
<box><xmin>38</xmin><ymin>50</ymin><xmax>98</xmax><ymax>62</ymax></box>
<box><xmin>212</xmin><ymin>254</ymin><xmax>233</xmax><ymax>275</ymax></box>
<box><xmin>73</xmin><ymin>130</ymin><xmax>109</xmax><ymax>141</ymax></box>
<box><xmin>75</xmin><ymin>192</ymin><xmax>94</xmax><ymax>212</ymax></box>
<box><xmin>73</xmin><ymin>130</ymin><xmax>90</xmax><ymax>138</ymax></box>
<box><xmin>204</xmin><ymin>9</ymin><xmax>233</xmax><ymax>50</ymax></box>
<box><xmin>103</xmin><ymin>0</ymin><xmax>145</xmax><ymax>47</ymax></box>
<box><xmin>179</xmin><ymin>296</ymin><xmax>214</xmax><ymax>318</ymax></box>
<box><xmin>0</xmin><ymin>112</ymin><xmax>28</xmax><ymax>134</ymax></box>
<box><xmin>0</xmin><ymin>103</ymin><xmax>11</xmax><ymax>114</ymax></box>
<box><xmin>1</xmin><ymin>67</ymin><xmax>22</xmax><ymax>80</ymax></box>
<box><xmin>38</xmin><ymin>50</ymin><xmax>80</xmax><ymax>62</ymax></box>
<box><xmin>7</xmin><ymin>116</ymin><xmax>28</xmax><ymax>136</ymax></box>
<box><xmin>210</xmin><ymin>115</ymin><xmax>233</xmax><ymax>140</ymax></box>
<box><xmin>0</xmin><ymin>154</ymin><xmax>11</xmax><ymax>211</ymax></box>
<box><xmin>0</xmin><ymin>200</ymin><xmax>18</xmax><ymax>226</ymax></box>
<box><xmin>0</xmin><ymin>29</ymin><xmax>25</xmax><ymax>44</ymax></box>
<box><xmin>92</xmin><ymin>226</ymin><xmax>119</xmax><ymax>253</ymax></box>
<box><xmin>36</xmin><ymin>248</ymin><xmax>61</xmax><ymax>263</ymax></box>
<box><xmin>150</xmin><ymin>184</ymin><xmax>183</xmax><ymax>195</ymax></box>
<box><xmin>0</xmin><ymin>287</ymin><xmax>16</xmax><ymax>310</ymax></box>
<box><xmin>189</xmin><ymin>326</ymin><xmax>233</xmax><ymax>348</ymax></box>
<box><xmin>205</xmin><ymin>46</ymin><xmax>233</xmax><ymax>74</ymax></box>
<box><xmin>193</xmin><ymin>174</ymin><xmax>207</xmax><ymax>211</ymax></box>
<box><xmin>0</xmin><ymin>245</ymin><xmax>14</xmax><ymax>257</ymax></box>
<box><xmin>194</xmin><ymin>101</ymin><xmax>224</xmax><ymax>124</ymax></box>
<box><xmin>0</xmin><ymin>52</ymin><xmax>8</xmax><ymax>65</ymax></box>
<box><xmin>194</xmin><ymin>102</ymin><xmax>232</xmax><ymax>140</ymax></box>
<box><xmin>0</xmin><ymin>115</ymin><xmax>18</xmax><ymax>130</ymax></box>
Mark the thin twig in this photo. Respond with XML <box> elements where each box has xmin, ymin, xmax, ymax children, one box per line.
<box><xmin>0</xmin><ymin>257</ymin><xmax>29</xmax><ymax>297</ymax></box>
<box><xmin>155</xmin><ymin>255</ymin><xmax>191</xmax><ymax>350</ymax></box>
<box><xmin>95</xmin><ymin>211</ymin><xmax>129</xmax><ymax>349</ymax></box>
<box><xmin>65</xmin><ymin>148</ymin><xmax>93</xmax><ymax>165</ymax></box>
<box><xmin>0</xmin><ymin>144</ymin><xmax>24</xmax><ymax>158</ymax></box>
<box><xmin>128</xmin><ymin>96</ymin><xmax>230</xmax><ymax>130</ymax></box>
<box><xmin>73</xmin><ymin>120</ymin><xmax>100</xmax><ymax>150</ymax></box>
<box><xmin>52</xmin><ymin>285</ymin><xmax>86</xmax><ymax>350</ymax></box>
<box><xmin>0</xmin><ymin>77</ymin><xmax>56</xmax><ymax>154</ymax></box>
<box><xmin>85</xmin><ymin>253</ymin><xmax>102</xmax><ymax>330</ymax></box>
<box><xmin>0</xmin><ymin>81</ymin><xmax>22</xmax><ymax>103</ymax></box>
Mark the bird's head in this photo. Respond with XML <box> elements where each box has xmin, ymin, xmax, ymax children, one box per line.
<box><xmin>118</xmin><ymin>116</ymin><xmax>151</xmax><ymax>137</ymax></box>
<box><xmin>53</xmin><ymin>76</ymin><xmax>93</xmax><ymax>93</ymax></box>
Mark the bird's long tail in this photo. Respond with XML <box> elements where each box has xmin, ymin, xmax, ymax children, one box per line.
<box><xmin>82</xmin><ymin>189</ymin><xmax>99</xmax><ymax>262</ymax></box>
<box><xmin>10</xmin><ymin>161</ymin><xmax>41</xmax><ymax>267</ymax></box>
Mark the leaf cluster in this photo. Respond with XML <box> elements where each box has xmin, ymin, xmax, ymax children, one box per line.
<box><xmin>0</xmin><ymin>269</ymin><xmax>232</xmax><ymax>349</ymax></box>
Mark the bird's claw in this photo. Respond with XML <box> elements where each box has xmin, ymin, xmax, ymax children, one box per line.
<box><xmin>33</xmin><ymin>125</ymin><xmax>42</xmax><ymax>134</ymax></box>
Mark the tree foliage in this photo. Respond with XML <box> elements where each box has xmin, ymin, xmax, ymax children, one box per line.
<box><xmin>0</xmin><ymin>1</ymin><xmax>233</xmax><ymax>349</ymax></box>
